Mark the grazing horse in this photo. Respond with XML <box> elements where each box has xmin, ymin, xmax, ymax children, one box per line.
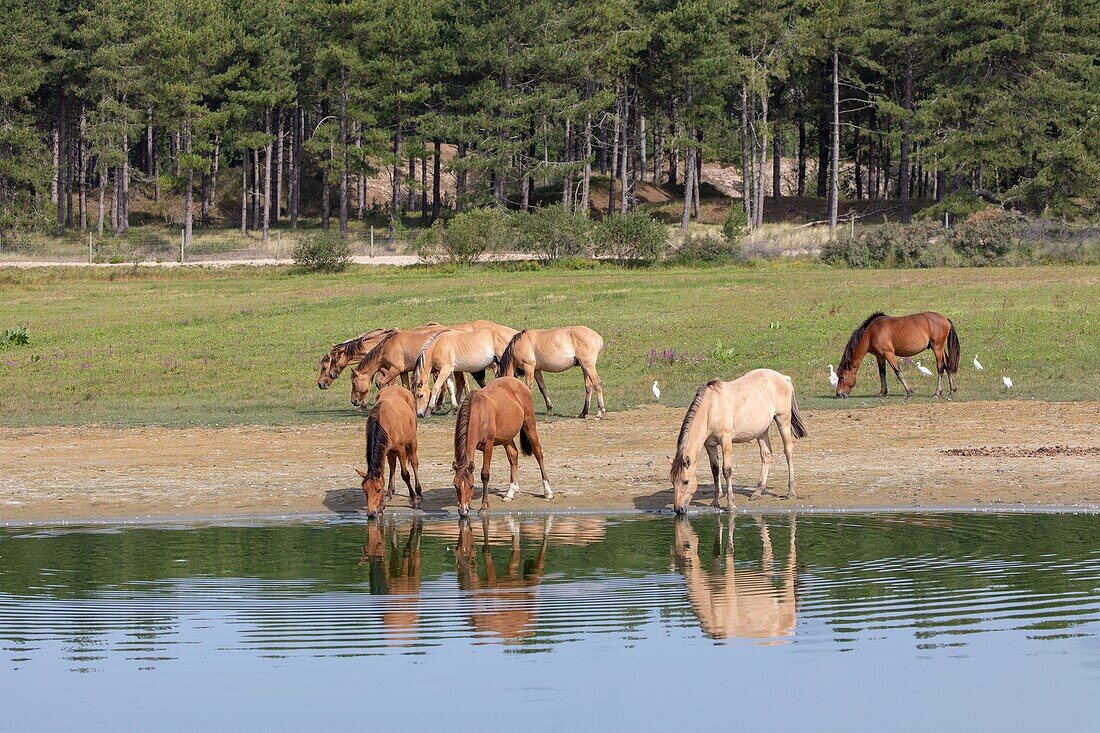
<box><xmin>355</xmin><ymin>385</ymin><xmax>423</xmax><ymax>517</ymax></box>
<box><xmin>350</xmin><ymin>326</ymin><xmax>458</xmax><ymax>408</ymax></box>
<box><xmin>671</xmin><ymin>369</ymin><xmax>808</xmax><ymax>513</ymax></box>
<box><xmin>452</xmin><ymin>377</ymin><xmax>552</xmax><ymax>517</ymax></box>
<box><xmin>834</xmin><ymin>311</ymin><xmax>960</xmax><ymax>399</ymax></box>
<box><xmin>317</xmin><ymin>328</ymin><xmax>389</xmax><ymax>389</ymax></box>
<box><xmin>672</xmin><ymin>515</ymin><xmax>797</xmax><ymax>641</ymax></box>
<box><xmin>497</xmin><ymin>326</ymin><xmax>606</xmax><ymax>418</ymax></box>
<box><xmin>413</xmin><ymin>326</ymin><xmax>517</xmax><ymax>417</ymax></box>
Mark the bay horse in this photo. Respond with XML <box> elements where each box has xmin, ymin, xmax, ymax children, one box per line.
<box><xmin>355</xmin><ymin>385</ymin><xmax>423</xmax><ymax>517</ymax></box>
<box><xmin>497</xmin><ymin>326</ymin><xmax>606</xmax><ymax>418</ymax></box>
<box><xmin>317</xmin><ymin>328</ymin><xmax>388</xmax><ymax>389</ymax></box>
<box><xmin>413</xmin><ymin>326</ymin><xmax>517</xmax><ymax>417</ymax></box>
<box><xmin>834</xmin><ymin>311</ymin><xmax>960</xmax><ymax>399</ymax></box>
<box><xmin>670</xmin><ymin>369</ymin><xmax>808</xmax><ymax>513</ymax></box>
<box><xmin>452</xmin><ymin>376</ymin><xmax>552</xmax><ymax>517</ymax></box>
<box><xmin>350</xmin><ymin>325</ymin><xmax>460</xmax><ymax>408</ymax></box>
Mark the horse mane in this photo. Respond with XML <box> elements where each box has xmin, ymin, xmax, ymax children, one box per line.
<box><xmin>454</xmin><ymin>397</ymin><xmax>472</xmax><ymax>468</ymax></box>
<box><xmin>498</xmin><ymin>329</ymin><xmax>527</xmax><ymax>375</ymax></box>
<box><xmin>670</xmin><ymin>380</ymin><xmax>721</xmax><ymax>482</ymax></box>
<box><xmin>838</xmin><ymin>312</ymin><xmax>886</xmax><ymax>372</ymax></box>
<box><xmin>365</xmin><ymin>412</ymin><xmax>388</xmax><ymax>480</ymax></box>
<box><xmin>332</xmin><ymin>328</ymin><xmax>385</xmax><ymax>360</ymax></box>
<box><xmin>413</xmin><ymin>330</ymin><xmax>448</xmax><ymax>388</ymax></box>
<box><xmin>355</xmin><ymin>330</ymin><xmax>397</xmax><ymax>371</ymax></box>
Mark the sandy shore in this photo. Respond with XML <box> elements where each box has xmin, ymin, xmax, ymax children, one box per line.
<box><xmin>1</xmin><ymin>401</ymin><xmax>1097</xmax><ymax>523</ymax></box>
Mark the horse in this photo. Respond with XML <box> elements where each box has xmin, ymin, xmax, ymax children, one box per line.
<box><xmin>355</xmin><ymin>385</ymin><xmax>423</xmax><ymax>517</ymax></box>
<box><xmin>350</xmin><ymin>325</ymin><xmax>461</xmax><ymax>408</ymax></box>
<box><xmin>452</xmin><ymin>376</ymin><xmax>552</xmax><ymax>517</ymax></box>
<box><xmin>497</xmin><ymin>326</ymin><xmax>606</xmax><ymax>418</ymax></box>
<box><xmin>317</xmin><ymin>329</ymin><xmax>389</xmax><ymax>389</ymax></box>
<box><xmin>834</xmin><ymin>311</ymin><xmax>960</xmax><ymax>399</ymax></box>
<box><xmin>672</xmin><ymin>515</ymin><xmax>797</xmax><ymax>641</ymax></box>
<box><xmin>413</xmin><ymin>326</ymin><xmax>517</xmax><ymax>417</ymax></box>
<box><xmin>670</xmin><ymin>369</ymin><xmax>808</xmax><ymax>514</ymax></box>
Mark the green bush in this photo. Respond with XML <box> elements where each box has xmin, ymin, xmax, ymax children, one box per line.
<box><xmin>293</xmin><ymin>231</ymin><xmax>351</xmax><ymax>272</ymax></box>
<box><xmin>513</xmin><ymin>204</ymin><xmax>593</xmax><ymax>261</ymax></box>
<box><xmin>821</xmin><ymin>221</ymin><xmax>950</xmax><ymax>268</ymax></box>
<box><xmin>946</xmin><ymin>209</ymin><xmax>1020</xmax><ymax>265</ymax></box>
<box><xmin>722</xmin><ymin>205</ymin><xmax>748</xmax><ymax>242</ymax></box>
<box><xmin>593</xmin><ymin>211</ymin><xmax>668</xmax><ymax>263</ymax></box>
<box><xmin>672</xmin><ymin>231</ymin><xmax>742</xmax><ymax>263</ymax></box>
<box><xmin>417</xmin><ymin>208</ymin><xmax>509</xmax><ymax>265</ymax></box>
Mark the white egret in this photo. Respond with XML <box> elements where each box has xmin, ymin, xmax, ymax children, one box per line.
<box><xmin>828</xmin><ymin>364</ymin><xmax>839</xmax><ymax>388</ymax></box>
<box><xmin>973</xmin><ymin>355</ymin><xmax>984</xmax><ymax>370</ymax></box>
<box><xmin>916</xmin><ymin>360</ymin><xmax>934</xmax><ymax>377</ymax></box>
<box><xmin>1003</xmin><ymin>376</ymin><xmax>1013</xmax><ymax>390</ymax></box>
<box><xmin>652</xmin><ymin>380</ymin><xmax>661</xmax><ymax>401</ymax></box>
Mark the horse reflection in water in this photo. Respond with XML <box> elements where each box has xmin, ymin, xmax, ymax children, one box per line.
<box><xmin>360</xmin><ymin>517</ymin><xmax>423</xmax><ymax>645</ymax></box>
<box><xmin>455</xmin><ymin>516</ymin><xmax>550</xmax><ymax>643</ymax></box>
<box><xmin>673</xmin><ymin>515</ymin><xmax>798</xmax><ymax>642</ymax></box>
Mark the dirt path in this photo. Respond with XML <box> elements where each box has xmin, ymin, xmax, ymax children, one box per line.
<box><xmin>1</xmin><ymin>401</ymin><xmax>1097</xmax><ymax>523</ymax></box>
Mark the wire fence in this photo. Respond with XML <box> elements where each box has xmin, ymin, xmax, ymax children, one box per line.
<box><xmin>0</xmin><ymin>225</ymin><xmax>415</xmax><ymax>264</ymax></box>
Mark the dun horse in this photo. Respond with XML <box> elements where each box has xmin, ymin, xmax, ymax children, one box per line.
<box><xmin>670</xmin><ymin>369</ymin><xmax>808</xmax><ymax>513</ymax></box>
<box><xmin>355</xmin><ymin>385</ymin><xmax>423</xmax><ymax>517</ymax></box>
<box><xmin>834</xmin><ymin>311</ymin><xmax>960</xmax><ymax>398</ymax></box>
<box><xmin>317</xmin><ymin>329</ymin><xmax>388</xmax><ymax>389</ymax></box>
<box><xmin>497</xmin><ymin>326</ymin><xmax>606</xmax><ymax>418</ymax></box>
<box><xmin>452</xmin><ymin>377</ymin><xmax>552</xmax><ymax>517</ymax></box>
<box><xmin>413</xmin><ymin>326</ymin><xmax>517</xmax><ymax>417</ymax></box>
<box><xmin>350</xmin><ymin>325</ymin><xmax>457</xmax><ymax>408</ymax></box>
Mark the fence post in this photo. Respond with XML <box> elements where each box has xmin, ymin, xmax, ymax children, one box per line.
<box><xmin>944</xmin><ymin>212</ymin><xmax>949</xmax><ymax>230</ymax></box>
<box><xmin>370</xmin><ymin>225</ymin><xmax>375</xmax><ymax>258</ymax></box>
<box><xmin>180</xmin><ymin>230</ymin><xmax>185</xmax><ymax>263</ymax></box>
<box><xmin>88</xmin><ymin>232</ymin><xmax>93</xmax><ymax>264</ymax></box>
<box><xmin>276</xmin><ymin>231</ymin><xmax>281</xmax><ymax>261</ymax></box>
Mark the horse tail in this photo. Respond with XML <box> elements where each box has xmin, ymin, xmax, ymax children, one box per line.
<box><xmin>519</xmin><ymin>424</ymin><xmax>535</xmax><ymax>457</ymax></box>
<box><xmin>498</xmin><ymin>330</ymin><xmax>525</xmax><ymax>377</ymax></box>
<box><xmin>789</xmin><ymin>387</ymin><xmax>808</xmax><ymax>439</ymax></box>
<box><xmin>945</xmin><ymin>319</ymin><xmax>961</xmax><ymax>374</ymax></box>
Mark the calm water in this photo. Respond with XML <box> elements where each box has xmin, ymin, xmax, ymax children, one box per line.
<box><xmin>2</xmin><ymin>512</ymin><xmax>1099</xmax><ymax>730</ymax></box>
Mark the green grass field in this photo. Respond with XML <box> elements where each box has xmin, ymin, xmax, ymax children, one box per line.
<box><xmin>0</xmin><ymin>263</ymin><xmax>1096</xmax><ymax>426</ymax></box>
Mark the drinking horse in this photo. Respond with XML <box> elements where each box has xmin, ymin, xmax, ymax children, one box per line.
<box><xmin>834</xmin><ymin>311</ymin><xmax>960</xmax><ymax>398</ymax></box>
<box><xmin>355</xmin><ymin>385</ymin><xmax>423</xmax><ymax>517</ymax></box>
<box><xmin>670</xmin><ymin>369</ymin><xmax>808</xmax><ymax>513</ymax></box>
<box><xmin>452</xmin><ymin>377</ymin><xmax>552</xmax><ymax>517</ymax></box>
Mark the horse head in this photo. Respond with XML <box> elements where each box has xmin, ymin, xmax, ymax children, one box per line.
<box><xmin>453</xmin><ymin>459</ymin><xmax>476</xmax><ymax>517</ymax></box>
<box><xmin>671</xmin><ymin>453</ymin><xmax>699</xmax><ymax>514</ymax></box>
<box><xmin>357</xmin><ymin>467</ymin><xmax>387</xmax><ymax>518</ymax></box>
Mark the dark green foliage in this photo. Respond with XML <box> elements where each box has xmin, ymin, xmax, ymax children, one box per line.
<box><xmin>293</xmin><ymin>231</ymin><xmax>351</xmax><ymax>272</ymax></box>
<box><xmin>417</xmin><ymin>208</ymin><xmax>509</xmax><ymax>265</ymax></box>
<box><xmin>721</xmin><ymin>206</ymin><xmax>748</xmax><ymax>242</ymax></box>
<box><xmin>593</xmin><ymin>211</ymin><xmax>669</xmax><ymax>264</ymax></box>
<box><xmin>823</xmin><ymin>222</ymin><xmax>951</xmax><ymax>268</ymax></box>
<box><xmin>946</xmin><ymin>210</ymin><xmax>1020</xmax><ymax>265</ymax></box>
<box><xmin>513</xmin><ymin>205</ymin><xmax>593</xmax><ymax>262</ymax></box>
<box><xmin>1</xmin><ymin>325</ymin><xmax>30</xmax><ymax>348</ymax></box>
<box><xmin>673</xmin><ymin>232</ymin><xmax>742</xmax><ymax>264</ymax></box>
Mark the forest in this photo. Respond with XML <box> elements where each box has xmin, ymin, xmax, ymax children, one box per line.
<box><xmin>1</xmin><ymin>0</ymin><xmax>1097</xmax><ymax>251</ymax></box>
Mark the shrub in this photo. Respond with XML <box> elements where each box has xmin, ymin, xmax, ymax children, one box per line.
<box><xmin>721</xmin><ymin>205</ymin><xmax>748</xmax><ymax>242</ymax></box>
<box><xmin>673</xmin><ymin>231</ymin><xmax>742</xmax><ymax>263</ymax></box>
<box><xmin>947</xmin><ymin>209</ymin><xmax>1021</xmax><ymax>265</ymax></box>
<box><xmin>293</xmin><ymin>231</ymin><xmax>351</xmax><ymax>272</ymax></box>
<box><xmin>593</xmin><ymin>211</ymin><xmax>669</xmax><ymax>263</ymax></box>
<box><xmin>821</xmin><ymin>221</ymin><xmax>950</xmax><ymax>268</ymax></box>
<box><xmin>417</xmin><ymin>208</ymin><xmax>509</xmax><ymax>265</ymax></box>
<box><xmin>1</xmin><ymin>325</ymin><xmax>29</xmax><ymax>348</ymax></box>
<box><xmin>513</xmin><ymin>204</ymin><xmax>593</xmax><ymax>261</ymax></box>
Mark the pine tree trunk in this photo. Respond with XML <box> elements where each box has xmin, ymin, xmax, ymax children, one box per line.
<box><xmin>580</xmin><ymin>111</ymin><xmax>592</xmax><ymax>216</ymax></box>
<box><xmin>432</xmin><ymin>139</ymin><xmax>441</xmax><ymax>221</ymax></box>
<box><xmin>321</xmin><ymin>151</ymin><xmax>331</xmax><ymax>229</ymax></box>
<box><xmin>339</xmin><ymin>73</ymin><xmax>349</xmax><ymax>236</ymax></box>
<box><xmin>120</xmin><ymin>122</ymin><xmax>129</xmax><ymax>234</ymax></box>
<box><xmin>252</xmin><ymin>145</ymin><xmax>261</xmax><ymax>229</ymax></box>
<box><xmin>209</xmin><ymin>135</ymin><xmax>220</xmax><ymax>222</ymax></box>
<box><xmin>639</xmin><ymin>114</ymin><xmax>647</xmax><ymax>184</ymax></box>
<box><xmin>609</xmin><ymin>90</ymin><xmax>620</xmax><ymax>215</ymax></box>
<box><xmin>56</xmin><ymin>89</ymin><xmax>67</xmax><ymax>234</ymax></box>
<box><xmin>772</xmin><ymin>125</ymin><xmax>782</xmax><ymax>198</ymax></box>
<box><xmin>264</xmin><ymin>110</ymin><xmax>274</xmax><ymax>243</ymax></box>
<box><xmin>290</xmin><ymin>106</ymin><xmax>301</xmax><ymax>229</ymax></box>
<box><xmin>420</xmin><ymin>155</ymin><xmax>427</xmax><ymax>215</ymax></box>
<box><xmin>78</xmin><ymin>107</ymin><xmax>87</xmax><ymax>229</ymax></box>
<box><xmin>275</xmin><ymin>110</ymin><xmax>283</xmax><ymax>223</ymax></box>
<box><xmin>184</xmin><ymin>116</ymin><xmax>193</xmax><ymax>253</ymax></box>
<box><xmin>456</xmin><ymin>139</ymin><xmax>467</xmax><ymax>212</ymax></box>
<box><xmin>756</xmin><ymin>89</ymin><xmax>768</xmax><ymax>228</ymax></box>
<box><xmin>619</xmin><ymin>85</ymin><xmax>629</xmax><ymax>214</ymax></box>
<box><xmin>680</xmin><ymin>145</ymin><xmax>693</xmax><ymax>231</ymax></box>
<box><xmin>854</xmin><ymin>118</ymin><xmax>862</xmax><ymax>201</ymax></box>
<box><xmin>51</xmin><ymin>122</ymin><xmax>59</xmax><ymax>204</ymax></box>
<box><xmin>391</xmin><ymin>117</ymin><xmax>401</xmax><ymax>224</ymax></box>
<box><xmin>899</xmin><ymin>44</ymin><xmax>913</xmax><ymax>224</ymax></box>
<box><xmin>653</xmin><ymin>125</ymin><xmax>665</xmax><ymax>185</ymax></box>
<box><xmin>797</xmin><ymin>116</ymin><xmax>806</xmax><ymax>196</ymax></box>
<box><xmin>146</xmin><ymin>107</ymin><xmax>154</xmax><ymax>203</ymax></box>
<box><xmin>408</xmin><ymin>155</ymin><xmax>416</xmax><ymax>211</ymax></box>
<box><xmin>241</xmin><ymin>147</ymin><xmax>249</xmax><ymax>233</ymax></box>
<box><xmin>97</xmin><ymin>166</ymin><xmax>106</xmax><ymax>236</ymax></box>
<box><xmin>828</xmin><ymin>45</ymin><xmax>840</xmax><ymax>230</ymax></box>
<box><xmin>741</xmin><ymin>84</ymin><xmax>753</xmax><ymax>227</ymax></box>
<box><xmin>562</xmin><ymin>119</ymin><xmax>573</xmax><ymax>207</ymax></box>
